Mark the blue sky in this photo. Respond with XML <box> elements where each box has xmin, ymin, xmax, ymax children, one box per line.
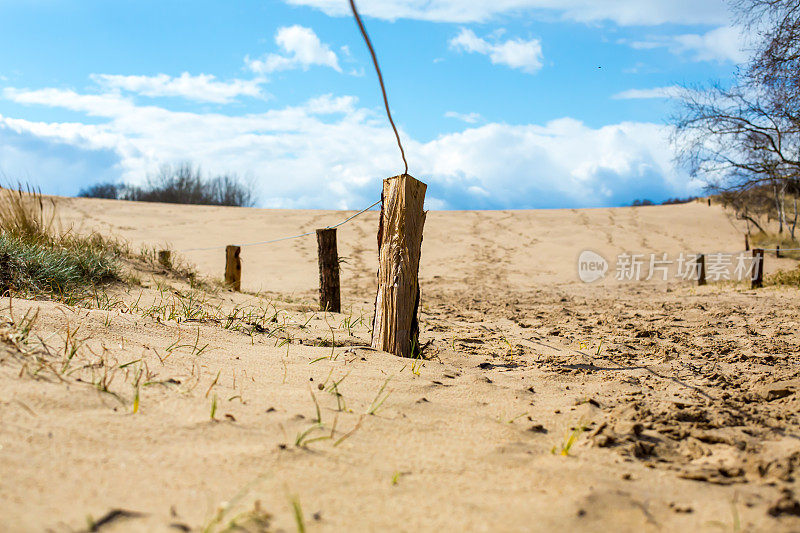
<box><xmin>0</xmin><ymin>0</ymin><xmax>745</xmax><ymax>209</ymax></box>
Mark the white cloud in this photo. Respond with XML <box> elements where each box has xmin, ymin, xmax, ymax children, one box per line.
<box><xmin>0</xmin><ymin>79</ymin><xmax>692</xmax><ymax>208</ymax></box>
<box><xmin>445</xmin><ymin>111</ymin><xmax>482</xmax><ymax>123</ymax></box>
<box><xmin>672</xmin><ymin>25</ymin><xmax>749</xmax><ymax>63</ymax></box>
<box><xmin>90</xmin><ymin>73</ymin><xmax>265</xmax><ymax>104</ymax></box>
<box><xmin>246</xmin><ymin>25</ymin><xmax>341</xmax><ymax>74</ymax></box>
<box><xmin>416</xmin><ymin>118</ymin><xmax>696</xmax><ymax>207</ymax></box>
<box><xmin>3</xmin><ymin>88</ymin><xmax>136</xmax><ymax>117</ymax></box>
<box><xmin>0</xmin><ymin>85</ymin><xmax>699</xmax><ymax>209</ymax></box>
<box><xmin>612</xmin><ymin>86</ymin><xmax>683</xmax><ymax>100</ymax></box>
<box><xmin>629</xmin><ymin>25</ymin><xmax>748</xmax><ymax>63</ymax></box>
<box><xmin>449</xmin><ymin>29</ymin><xmax>543</xmax><ymax>74</ymax></box>
<box><xmin>282</xmin><ymin>0</ymin><xmax>729</xmax><ymax>26</ymax></box>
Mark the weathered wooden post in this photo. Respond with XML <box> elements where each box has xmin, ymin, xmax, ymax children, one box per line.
<box><xmin>697</xmin><ymin>253</ymin><xmax>706</xmax><ymax>286</ymax></box>
<box><xmin>777</xmin><ymin>245</ymin><xmax>782</xmax><ymax>258</ymax></box>
<box><xmin>745</xmin><ymin>234</ymin><xmax>750</xmax><ymax>251</ymax></box>
<box><xmin>371</xmin><ymin>174</ymin><xmax>427</xmax><ymax>358</ymax></box>
<box><xmin>225</xmin><ymin>245</ymin><xmax>241</xmax><ymax>291</ymax></box>
<box><xmin>158</xmin><ymin>250</ymin><xmax>172</xmax><ymax>269</ymax></box>
<box><xmin>316</xmin><ymin>228</ymin><xmax>341</xmax><ymax>313</ymax></box>
<box><xmin>752</xmin><ymin>248</ymin><xmax>764</xmax><ymax>289</ymax></box>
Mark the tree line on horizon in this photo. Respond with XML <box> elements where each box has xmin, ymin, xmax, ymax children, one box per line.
<box><xmin>78</xmin><ymin>163</ymin><xmax>257</xmax><ymax>208</ymax></box>
<box><xmin>629</xmin><ymin>196</ymin><xmax>700</xmax><ymax>207</ymax></box>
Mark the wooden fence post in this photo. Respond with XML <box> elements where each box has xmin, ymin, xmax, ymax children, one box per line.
<box><xmin>697</xmin><ymin>253</ymin><xmax>706</xmax><ymax>286</ymax></box>
<box><xmin>752</xmin><ymin>248</ymin><xmax>764</xmax><ymax>289</ymax></box>
<box><xmin>225</xmin><ymin>245</ymin><xmax>241</xmax><ymax>291</ymax></box>
<box><xmin>745</xmin><ymin>234</ymin><xmax>750</xmax><ymax>251</ymax></box>
<box><xmin>371</xmin><ymin>174</ymin><xmax>427</xmax><ymax>358</ymax></box>
<box><xmin>316</xmin><ymin>228</ymin><xmax>341</xmax><ymax>313</ymax></box>
<box><xmin>158</xmin><ymin>250</ymin><xmax>172</xmax><ymax>269</ymax></box>
<box><xmin>777</xmin><ymin>245</ymin><xmax>782</xmax><ymax>258</ymax></box>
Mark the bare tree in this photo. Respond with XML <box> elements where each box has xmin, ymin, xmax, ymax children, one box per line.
<box><xmin>672</xmin><ymin>84</ymin><xmax>800</xmax><ymax>192</ymax></box>
<box><xmin>735</xmin><ymin>0</ymin><xmax>800</xmax><ymax>107</ymax></box>
<box><xmin>671</xmin><ymin>1</ymin><xmax>800</xmax><ymax>231</ymax></box>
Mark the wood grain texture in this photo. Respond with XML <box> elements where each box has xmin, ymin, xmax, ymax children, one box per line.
<box><xmin>697</xmin><ymin>254</ymin><xmax>706</xmax><ymax>286</ymax></box>
<box><xmin>225</xmin><ymin>245</ymin><xmax>241</xmax><ymax>291</ymax></box>
<box><xmin>371</xmin><ymin>174</ymin><xmax>427</xmax><ymax>358</ymax></box>
<box><xmin>316</xmin><ymin>228</ymin><xmax>341</xmax><ymax>312</ymax></box>
<box><xmin>752</xmin><ymin>248</ymin><xmax>764</xmax><ymax>289</ymax></box>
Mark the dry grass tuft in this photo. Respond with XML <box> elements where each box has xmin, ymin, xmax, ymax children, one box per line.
<box><xmin>0</xmin><ymin>183</ymin><xmax>58</xmax><ymax>242</ymax></box>
<box><xmin>766</xmin><ymin>265</ymin><xmax>800</xmax><ymax>287</ymax></box>
<box><xmin>750</xmin><ymin>232</ymin><xmax>800</xmax><ymax>259</ymax></box>
<box><xmin>0</xmin><ymin>183</ymin><xmax>120</xmax><ymax>298</ymax></box>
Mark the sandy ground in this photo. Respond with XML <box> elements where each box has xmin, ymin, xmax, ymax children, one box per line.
<box><xmin>1</xmin><ymin>197</ymin><xmax>799</xmax><ymax>532</ymax></box>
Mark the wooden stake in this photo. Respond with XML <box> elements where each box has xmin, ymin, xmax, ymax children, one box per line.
<box><xmin>745</xmin><ymin>234</ymin><xmax>750</xmax><ymax>251</ymax></box>
<box><xmin>158</xmin><ymin>250</ymin><xmax>172</xmax><ymax>269</ymax></box>
<box><xmin>752</xmin><ymin>248</ymin><xmax>764</xmax><ymax>289</ymax></box>
<box><xmin>225</xmin><ymin>245</ymin><xmax>242</xmax><ymax>291</ymax></box>
<box><xmin>697</xmin><ymin>253</ymin><xmax>706</xmax><ymax>286</ymax></box>
<box><xmin>777</xmin><ymin>245</ymin><xmax>782</xmax><ymax>258</ymax></box>
<box><xmin>316</xmin><ymin>228</ymin><xmax>341</xmax><ymax>313</ymax></box>
<box><xmin>372</xmin><ymin>174</ymin><xmax>427</xmax><ymax>358</ymax></box>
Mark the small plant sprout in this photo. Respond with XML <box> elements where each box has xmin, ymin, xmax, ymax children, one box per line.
<box><xmin>294</xmin><ymin>423</ymin><xmax>331</xmax><ymax>447</ymax></box>
<box><xmin>391</xmin><ymin>471</ymin><xmax>401</xmax><ymax>485</ymax></box>
<box><xmin>201</xmin><ymin>476</ymin><xmax>271</xmax><ymax>533</ymax></box>
<box><xmin>551</xmin><ymin>423</ymin><xmax>587</xmax><ymax>456</ymax></box>
<box><xmin>326</xmin><ymin>373</ymin><xmax>349</xmax><ymax>412</ymax></box>
<box><xmin>299</xmin><ymin>313</ymin><xmax>314</xmax><ymax>329</ymax></box>
<box><xmin>132</xmin><ymin>365</ymin><xmax>143</xmax><ymax>414</ymax></box>
<box><xmin>289</xmin><ymin>495</ymin><xmax>306</xmax><ymax>533</ymax></box>
<box><xmin>333</xmin><ymin>415</ymin><xmax>364</xmax><ymax>447</ymax></box>
<box><xmin>410</xmin><ymin>351</ymin><xmax>424</xmax><ymax>376</ymax></box>
<box><xmin>309</xmin><ymin>388</ymin><xmax>322</xmax><ymax>423</ymax></box>
<box><xmin>367</xmin><ymin>377</ymin><xmax>393</xmax><ymax>415</ymax></box>
<box><xmin>503</xmin><ymin>412</ymin><xmax>528</xmax><ymax>424</ymax></box>
<box><xmin>502</xmin><ymin>335</ymin><xmax>514</xmax><ymax>361</ymax></box>
<box><xmin>60</xmin><ymin>323</ymin><xmax>85</xmax><ymax>374</ymax></box>
<box><xmin>210</xmin><ymin>394</ymin><xmax>218</xmax><ymax>421</ymax></box>
<box><xmin>323</xmin><ymin>311</ymin><xmax>336</xmax><ymax>360</ymax></box>
<box><xmin>206</xmin><ymin>369</ymin><xmax>221</xmax><ymax>398</ymax></box>
<box><xmin>132</xmin><ymin>385</ymin><xmax>140</xmax><ymax>414</ymax></box>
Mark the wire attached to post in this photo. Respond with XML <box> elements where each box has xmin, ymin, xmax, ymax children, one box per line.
<box><xmin>349</xmin><ymin>0</ymin><xmax>409</xmax><ymax>176</ymax></box>
<box><xmin>179</xmin><ymin>198</ymin><xmax>382</xmax><ymax>252</ymax></box>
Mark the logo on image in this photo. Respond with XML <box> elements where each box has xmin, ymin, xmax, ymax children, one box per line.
<box><xmin>578</xmin><ymin>250</ymin><xmax>608</xmax><ymax>283</ymax></box>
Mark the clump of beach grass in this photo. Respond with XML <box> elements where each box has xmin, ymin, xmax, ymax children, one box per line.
<box><xmin>766</xmin><ymin>265</ymin><xmax>800</xmax><ymax>287</ymax></box>
<box><xmin>750</xmin><ymin>232</ymin><xmax>800</xmax><ymax>260</ymax></box>
<box><xmin>0</xmin><ymin>184</ymin><xmax>120</xmax><ymax>299</ymax></box>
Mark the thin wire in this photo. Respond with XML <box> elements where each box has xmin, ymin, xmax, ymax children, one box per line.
<box><xmin>349</xmin><ymin>0</ymin><xmax>408</xmax><ymax>176</ymax></box>
<box><xmin>180</xmin><ymin>198</ymin><xmax>382</xmax><ymax>252</ymax></box>
<box><xmin>326</xmin><ymin>198</ymin><xmax>382</xmax><ymax>229</ymax></box>
<box><xmin>699</xmin><ymin>249</ymin><xmax>800</xmax><ymax>255</ymax></box>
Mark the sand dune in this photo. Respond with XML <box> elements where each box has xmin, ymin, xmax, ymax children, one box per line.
<box><xmin>58</xmin><ymin>197</ymin><xmax>790</xmax><ymax>294</ymax></box>
<box><xmin>2</xmin><ymin>197</ymin><xmax>799</xmax><ymax>532</ymax></box>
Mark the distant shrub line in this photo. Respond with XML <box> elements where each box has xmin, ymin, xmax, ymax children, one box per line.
<box><xmin>79</xmin><ymin>163</ymin><xmax>256</xmax><ymax>208</ymax></box>
<box><xmin>630</xmin><ymin>197</ymin><xmax>699</xmax><ymax>207</ymax></box>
